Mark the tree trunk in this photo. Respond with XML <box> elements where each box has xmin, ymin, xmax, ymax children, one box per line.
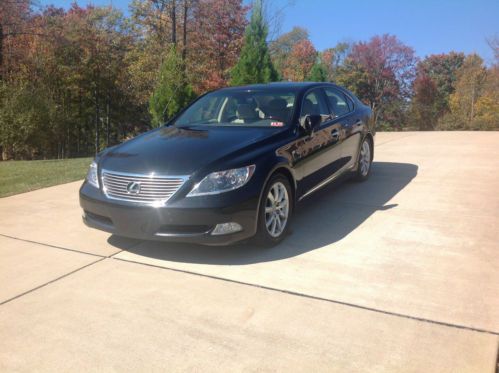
<box><xmin>77</xmin><ymin>89</ymin><xmax>82</xmax><ymax>155</ymax></box>
<box><xmin>0</xmin><ymin>23</ymin><xmax>3</xmax><ymax>80</ymax></box>
<box><xmin>106</xmin><ymin>98</ymin><xmax>110</xmax><ymax>147</ymax></box>
<box><xmin>95</xmin><ymin>87</ymin><xmax>100</xmax><ymax>155</ymax></box>
<box><xmin>182</xmin><ymin>0</ymin><xmax>188</xmax><ymax>61</ymax></box>
<box><xmin>469</xmin><ymin>84</ymin><xmax>475</xmax><ymax>128</ymax></box>
<box><xmin>171</xmin><ymin>0</ymin><xmax>177</xmax><ymax>46</ymax></box>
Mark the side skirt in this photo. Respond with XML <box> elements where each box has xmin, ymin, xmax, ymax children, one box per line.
<box><xmin>298</xmin><ymin>164</ymin><xmax>355</xmax><ymax>201</ymax></box>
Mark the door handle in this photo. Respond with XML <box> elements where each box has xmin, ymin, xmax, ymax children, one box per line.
<box><xmin>353</xmin><ymin>120</ymin><xmax>362</xmax><ymax>126</ymax></box>
<box><xmin>331</xmin><ymin>129</ymin><xmax>340</xmax><ymax>141</ymax></box>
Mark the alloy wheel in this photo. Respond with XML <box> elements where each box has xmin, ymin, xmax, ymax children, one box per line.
<box><xmin>359</xmin><ymin>140</ymin><xmax>371</xmax><ymax>177</ymax></box>
<box><xmin>264</xmin><ymin>181</ymin><xmax>290</xmax><ymax>238</ymax></box>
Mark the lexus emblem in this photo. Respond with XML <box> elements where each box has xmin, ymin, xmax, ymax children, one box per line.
<box><xmin>126</xmin><ymin>181</ymin><xmax>141</xmax><ymax>195</ymax></box>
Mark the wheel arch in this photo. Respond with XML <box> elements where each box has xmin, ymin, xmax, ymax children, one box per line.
<box><xmin>365</xmin><ymin>132</ymin><xmax>374</xmax><ymax>160</ymax></box>
<box><xmin>354</xmin><ymin>131</ymin><xmax>374</xmax><ymax>169</ymax></box>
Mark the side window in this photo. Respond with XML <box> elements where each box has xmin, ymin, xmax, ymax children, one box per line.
<box><xmin>301</xmin><ymin>90</ymin><xmax>329</xmax><ymax>120</ymax></box>
<box><xmin>324</xmin><ymin>88</ymin><xmax>352</xmax><ymax>117</ymax></box>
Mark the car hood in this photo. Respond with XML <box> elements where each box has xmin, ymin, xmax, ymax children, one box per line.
<box><xmin>100</xmin><ymin>125</ymin><xmax>284</xmax><ymax>176</ymax></box>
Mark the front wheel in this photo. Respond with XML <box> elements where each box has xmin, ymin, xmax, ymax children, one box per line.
<box><xmin>254</xmin><ymin>174</ymin><xmax>293</xmax><ymax>247</ymax></box>
<box><xmin>353</xmin><ymin>138</ymin><xmax>372</xmax><ymax>182</ymax></box>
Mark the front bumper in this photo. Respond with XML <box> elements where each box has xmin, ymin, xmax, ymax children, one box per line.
<box><xmin>79</xmin><ymin>182</ymin><xmax>260</xmax><ymax>246</ymax></box>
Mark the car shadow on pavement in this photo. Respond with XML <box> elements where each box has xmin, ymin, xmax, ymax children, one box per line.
<box><xmin>109</xmin><ymin>162</ymin><xmax>418</xmax><ymax>265</ymax></box>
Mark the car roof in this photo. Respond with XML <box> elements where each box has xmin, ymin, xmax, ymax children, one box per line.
<box><xmin>217</xmin><ymin>82</ymin><xmax>341</xmax><ymax>94</ymax></box>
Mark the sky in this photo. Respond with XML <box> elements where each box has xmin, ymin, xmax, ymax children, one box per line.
<box><xmin>38</xmin><ymin>0</ymin><xmax>499</xmax><ymax>64</ymax></box>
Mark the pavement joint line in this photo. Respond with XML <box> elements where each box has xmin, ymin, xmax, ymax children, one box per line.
<box><xmin>0</xmin><ymin>233</ymin><xmax>106</xmax><ymax>258</ymax></box>
<box><xmin>0</xmin><ymin>257</ymin><xmax>106</xmax><ymax>306</ymax></box>
<box><xmin>112</xmin><ymin>256</ymin><xmax>499</xmax><ymax>337</ymax></box>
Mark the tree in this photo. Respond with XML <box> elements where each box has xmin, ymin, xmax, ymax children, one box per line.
<box><xmin>189</xmin><ymin>0</ymin><xmax>248</xmax><ymax>92</ymax></box>
<box><xmin>487</xmin><ymin>36</ymin><xmax>499</xmax><ymax>65</ymax></box>
<box><xmin>411</xmin><ymin>74</ymin><xmax>438</xmax><ymax>130</ymax></box>
<box><xmin>320</xmin><ymin>42</ymin><xmax>351</xmax><ymax>81</ymax></box>
<box><xmin>149</xmin><ymin>46</ymin><xmax>195</xmax><ymax>126</ymax></box>
<box><xmin>269</xmin><ymin>26</ymin><xmax>308</xmax><ymax>76</ymax></box>
<box><xmin>308</xmin><ymin>60</ymin><xmax>328</xmax><ymax>82</ymax></box>
<box><xmin>337</xmin><ymin>34</ymin><xmax>417</xmax><ymax>128</ymax></box>
<box><xmin>416</xmin><ymin>52</ymin><xmax>465</xmax><ymax>118</ymax></box>
<box><xmin>475</xmin><ymin>66</ymin><xmax>499</xmax><ymax>130</ymax></box>
<box><xmin>411</xmin><ymin>53</ymin><xmax>464</xmax><ymax>130</ymax></box>
<box><xmin>0</xmin><ymin>4</ymin><xmax>145</xmax><ymax>159</ymax></box>
<box><xmin>0</xmin><ymin>0</ymin><xmax>37</xmax><ymax>81</ymax></box>
<box><xmin>230</xmin><ymin>0</ymin><xmax>278</xmax><ymax>85</ymax></box>
<box><xmin>282</xmin><ymin>39</ymin><xmax>316</xmax><ymax>81</ymax></box>
<box><xmin>445</xmin><ymin>54</ymin><xmax>487</xmax><ymax>129</ymax></box>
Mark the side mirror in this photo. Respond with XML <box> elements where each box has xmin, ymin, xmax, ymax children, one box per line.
<box><xmin>300</xmin><ymin>114</ymin><xmax>322</xmax><ymax>135</ymax></box>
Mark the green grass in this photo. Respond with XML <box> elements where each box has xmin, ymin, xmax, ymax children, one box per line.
<box><xmin>0</xmin><ymin>157</ymin><xmax>93</xmax><ymax>198</ymax></box>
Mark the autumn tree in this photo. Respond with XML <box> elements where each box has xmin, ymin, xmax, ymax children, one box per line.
<box><xmin>0</xmin><ymin>0</ymin><xmax>36</xmax><ymax>81</ymax></box>
<box><xmin>320</xmin><ymin>42</ymin><xmax>350</xmax><ymax>81</ymax></box>
<box><xmin>411</xmin><ymin>74</ymin><xmax>438</xmax><ymax>130</ymax></box>
<box><xmin>230</xmin><ymin>0</ymin><xmax>278</xmax><ymax>85</ymax></box>
<box><xmin>189</xmin><ymin>0</ymin><xmax>248</xmax><ymax>92</ymax></box>
<box><xmin>474</xmin><ymin>65</ymin><xmax>499</xmax><ymax>129</ymax></box>
<box><xmin>409</xmin><ymin>53</ymin><xmax>466</xmax><ymax>130</ymax></box>
<box><xmin>282</xmin><ymin>39</ymin><xmax>316</xmax><ymax>81</ymax></box>
<box><xmin>443</xmin><ymin>54</ymin><xmax>487</xmax><ymax>129</ymax></box>
<box><xmin>337</xmin><ymin>34</ymin><xmax>417</xmax><ymax>128</ymax></box>
<box><xmin>127</xmin><ymin>0</ymin><xmax>175</xmax><ymax>114</ymax></box>
<box><xmin>269</xmin><ymin>26</ymin><xmax>308</xmax><ymax>77</ymax></box>
<box><xmin>0</xmin><ymin>4</ymin><xmax>143</xmax><ymax>159</ymax></box>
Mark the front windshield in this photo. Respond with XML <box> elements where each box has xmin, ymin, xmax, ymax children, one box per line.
<box><xmin>175</xmin><ymin>90</ymin><xmax>297</xmax><ymax>128</ymax></box>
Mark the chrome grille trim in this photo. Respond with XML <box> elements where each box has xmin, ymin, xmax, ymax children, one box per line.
<box><xmin>101</xmin><ymin>169</ymin><xmax>188</xmax><ymax>206</ymax></box>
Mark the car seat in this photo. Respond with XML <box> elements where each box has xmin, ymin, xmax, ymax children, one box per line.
<box><xmin>235</xmin><ymin>104</ymin><xmax>259</xmax><ymax>123</ymax></box>
<box><xmin>302</xmin><ymin>98</ymin><xmax>318</xmax><ymax>116</ymax></box>
<box><xmin>266</xmin><ymin>98</ymin><xmax>289</xmax><ymax>121</ymax></box>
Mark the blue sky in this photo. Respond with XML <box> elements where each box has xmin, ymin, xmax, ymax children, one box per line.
<box><xmin>38</xmin><ymin>0</ymin><xmax>499</xmax><ymax>63</ymax></box>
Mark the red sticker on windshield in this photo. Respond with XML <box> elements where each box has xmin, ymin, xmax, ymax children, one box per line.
<box><xmin>271</xmin><ymin>121</ymin><xmax>284</xmax><ymax>127</ymax></box>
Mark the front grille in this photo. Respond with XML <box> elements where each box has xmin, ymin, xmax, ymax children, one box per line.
<box><xmin>102</xmin><ymin>170</ymin><xmax>187</xmax><ymax>205</ymax></box>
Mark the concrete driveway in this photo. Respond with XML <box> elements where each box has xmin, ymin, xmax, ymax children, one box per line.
<box><xmin>0</xmin><ymin>132</ymin><xmax>498</xmax><ymax>372</ymax></box>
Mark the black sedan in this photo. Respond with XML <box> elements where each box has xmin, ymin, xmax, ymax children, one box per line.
<box><xmin>80</xmin><ymin>82</ymin><xmax>374</xmax><ymax>246</ymax></box>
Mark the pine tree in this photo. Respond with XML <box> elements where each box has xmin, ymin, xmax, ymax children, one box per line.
<box><xmin>149</xmin><ymin>46</ymin><xmax>195</xmax><ymax>126</ymax></box>
<box><xmin>308</xmin><ymin>62</ymin><xmax>328</xmax><ymax>82</ymax></box>
<box><xmin>230</xmin><ymin>0</ymin><xmax>278</xmax><ymax>85</ymax></box>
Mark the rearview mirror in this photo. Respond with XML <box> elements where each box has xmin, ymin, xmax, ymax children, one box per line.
<box><xmin>300</xmin><ymin>114</ymin><xmax>322</xmax><ymax>135</ymax></box>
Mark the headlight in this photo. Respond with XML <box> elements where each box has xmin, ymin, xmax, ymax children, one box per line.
<box><xmin>187</xmin><ymin>165</ymin><xmax>255</xmax><ymax>196</ymax></box>
<box><xmin>86</xmin><ymin>160</ymin><xmax>99</xmax><ymax>188</ymax></box>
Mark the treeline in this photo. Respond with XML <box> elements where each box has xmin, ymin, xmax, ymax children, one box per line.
<box><xmin>272</xmin><ymin>28</ymin><xmax>499</xmax><ymax>132</ymax></box>
<box><xmin>0</xmin><ymin>0</ymin><xmax>498</xmax><ymax>160</ymax></box>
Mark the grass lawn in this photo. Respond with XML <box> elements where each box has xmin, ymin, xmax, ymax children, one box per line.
<box><xmin>0</xmin><ymin>157</ymin><xmax>93</xmax><ymax>198</ymax></box>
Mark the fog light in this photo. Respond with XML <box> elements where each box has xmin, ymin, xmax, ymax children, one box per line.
<box><xmin>211</xmin><ymin>222</ymin><xmax>242</xmax><ymax>235</ymax></box>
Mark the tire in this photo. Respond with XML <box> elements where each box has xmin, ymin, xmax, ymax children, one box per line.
<box><xmin>353</xmin><ymin>137</ymin><xmax>373</xmax><ymax>182</ymax></box>
<box><xmin>254</xmin><ymin>174</ymin><xmax>293</xmax><ymax>247</ymax></box>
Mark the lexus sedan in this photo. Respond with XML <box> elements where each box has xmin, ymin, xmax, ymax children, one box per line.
<box><xmin>80</xmin><ymin>82</ymin><xmax>374</xmax><ymax>246</ymax></box>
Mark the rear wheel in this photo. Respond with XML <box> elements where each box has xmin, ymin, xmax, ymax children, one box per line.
<box><xmin>354</xmin><ymin>137</ymin><xmax>372</xmax><ymax>181</ymax></box>
<box><xmin>254</xmin><ymin>174</ymin><xmax>292</xmax><ymax>246</ymax></box>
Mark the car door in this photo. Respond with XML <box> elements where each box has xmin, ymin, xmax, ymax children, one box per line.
<box><xmin>297</xmin><ymin>88</ymin><xmax>344</xmax><ymax>195</ymax></box>
<box><xmin>324</xmin><ymin>87</ymin><xmax>361</xmax><ymax>169</ymax></box>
